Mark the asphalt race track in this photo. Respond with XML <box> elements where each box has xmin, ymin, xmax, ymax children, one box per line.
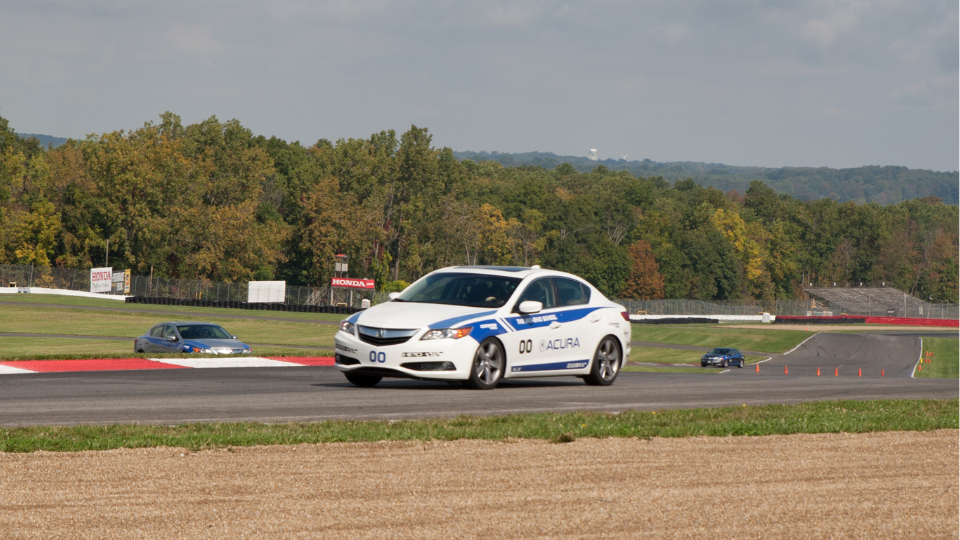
<box><xmin>0</xmin><ymin>332</ymin><xmax>955</xmax><ymax>427</ymax></box>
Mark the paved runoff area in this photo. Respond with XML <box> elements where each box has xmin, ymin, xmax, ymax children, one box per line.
<box><xmin>0</xmin><ymin>430</ymin><xmax>955</xmax><ymax>538</ymax></box>
<box><xmin>0</xmin><ymin>356</ymin><xmax>333</xmax><ymax>374</ymax></box>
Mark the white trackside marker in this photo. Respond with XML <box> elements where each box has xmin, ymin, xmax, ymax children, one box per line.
<box><xmin>148</xmin><ymin>357</ymin><xmax>300</xmax><ymax>369</ymax></box>
<box><xmin>0</xmin><ymin>364</ymin><xmax>35</xmax><ymax>374</ymax></box>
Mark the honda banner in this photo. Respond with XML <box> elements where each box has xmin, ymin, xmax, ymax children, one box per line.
<box><xmin>331</xmin><ymin>277</ymin><xmax>375</xmax><ymax>289</ymax></box>
<box><xmin>90</xmin><ymin>267</ymin><xmax>112</xmax><ymax>293</ymax></box>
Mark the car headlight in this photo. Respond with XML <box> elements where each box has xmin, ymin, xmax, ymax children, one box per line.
<box><xmin>339</xmin><ymin>321</ymin><xmax>356</xmax><ymax>335</ymax></box>
<box><xmin>420</xmin><ymin>327</ymin><xmax>472</xmax><ymax>340</ymax></box>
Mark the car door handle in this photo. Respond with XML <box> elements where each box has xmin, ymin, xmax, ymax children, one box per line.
<box><xmin>589</xmin><ymin>313</ymin><xmax>602</xmax><ymax>323</ymax></box>
<box><xmin>549</xmin><ymin>321</ymin><xmax>561</xmax><ymax>330</ymax></box>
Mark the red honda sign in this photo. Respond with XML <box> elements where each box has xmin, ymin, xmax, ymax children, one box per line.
<box><xmin>331</xmin><ymin>277</ymin><xmax>375</xmax><ymax>289</ymax></box>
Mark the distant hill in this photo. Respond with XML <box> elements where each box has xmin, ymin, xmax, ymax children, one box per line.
<box><xmin>453</xmin><ymin>150</ymin><xmax>959</xmax><ymax>205</ymax></box>
<box><xmin>17</xmin><ymin>133</ymin><xmax>68</xmax><ymax>148</ymax></box>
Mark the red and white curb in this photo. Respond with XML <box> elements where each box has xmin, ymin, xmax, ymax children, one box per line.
<box><xmin>0</xmin><ymin>356</ymin><xmax>334</xmax><ymax>375</ymax></box>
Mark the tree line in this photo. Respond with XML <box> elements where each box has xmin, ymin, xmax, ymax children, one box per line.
<box><xmin>454</xmin><ymin>151</ymin><xmax>960</xmax><ymax>205</ymax></box>
<box><xmin>1</xmin><ymin>112</ymin><xmax>957</xmax><ymax>302</ymax></box>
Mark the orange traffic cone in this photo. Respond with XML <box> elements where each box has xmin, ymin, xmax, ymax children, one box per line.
<box><xmin>918</xmin><ymin>364</ymin><xmax>922</xmax><ymax>372</ymax></box>
<box><xmin>816</xmin><ymin>367</ymin><xmax>820</xmax><ymax>376</ymax></box>
<box><xmin>784</xmin><ymin>365</ymin><xmax>788</xmax><ymax>375</ymax></box>
<box><xmin>834</xmin><ymin>367</ymin><xmax>838</xmax><ymax>376</ymax></box>
<box><xmin>858</xmin><ymin>368</ymin><xmax>862</xmax><ymax>377</ymax></box>
<box><xmin>755</xmin><ymin>363</ymin><xmax>760</xmax><ymax>373</ymax></box>
<box><xmin>881</xmin><ymin>369</ymin><xmax>884</xmax><ymax>377</ymax></box>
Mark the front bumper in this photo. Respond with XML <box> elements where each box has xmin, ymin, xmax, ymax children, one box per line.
<box><xmin>701</xmin><ymin>356</ymin><xmax>731</xmax><ymax>366</ymax></box>
<box><xmin>334</xmin><ymin>329</ymin><xmax>477</xmax><ymax>380</ymax></box>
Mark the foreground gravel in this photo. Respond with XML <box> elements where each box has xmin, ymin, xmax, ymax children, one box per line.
<box><xmin>1</xmin><ymin>430</ymin><xmax>956</xmax><ymax>539</ymax></box>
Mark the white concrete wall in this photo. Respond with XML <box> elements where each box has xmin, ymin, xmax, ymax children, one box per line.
<box><xmin>0</xmin><ymin>287</ymin><xmax>130</xmax><ymax>301</ymax></box>
<box><xmin>629</xmin><ymin>314</ymin><xmax>775</xmax><ymax>323</ymax></box>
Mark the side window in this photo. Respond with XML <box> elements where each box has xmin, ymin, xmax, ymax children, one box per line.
<box><xmin>150</xmin><ymin>325</ymin><xmax>164</xmax><ymax>338</ymax></box>
<box><xmin>514</xmin><ymin>278</ymin><xmax>556</xmax><ymax>311</ymax></box>
<box><xmin>163</xmin><ymin>325</ymin><xmax>178</xmax><ymax>339</ymax></box>
<box><xmin>554</xmin><ymin>278</ymin><xmax>590</xmax><ymax>307</ymax></box>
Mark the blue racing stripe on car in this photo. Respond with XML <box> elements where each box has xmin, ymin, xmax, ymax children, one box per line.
<box><xmin>510</xmin><ymin>359</ymin><xmax>590</xmax><ymax>372</ymax></box>
<box><xmin>505</xmin><ymin>306</ymin><xmax>602</xmax><ymax>330</ymax></box>
<box><xmin>428</xmin><ymin>310</ymin><xmax>499</xmax><ymax>330</ymax></box>
<box><xmin>468</xmin><ymin>319</ymin><xmax>509</xmax><ymax>342</ymax></box>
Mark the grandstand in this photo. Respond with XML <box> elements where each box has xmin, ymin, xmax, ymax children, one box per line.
<box><xmin>803</xmin><ymin>287</ymin><xmax>944</xmax><ymax>318</ymax></box>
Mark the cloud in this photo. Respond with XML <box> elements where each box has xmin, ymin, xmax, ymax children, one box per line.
<box><xmin>461</xmin><ymin>1</ymin><xmax>547</xmax><ymax>28</ymax></box>
<box><xmin>796</xmin><ymin>1</ymin><xmax>867</xmax><ymax>49</ymax></box>
<box><xmin>168</xmin><ymin>24</ymin><xmax>223</xmax><ymax>57</ymax></box>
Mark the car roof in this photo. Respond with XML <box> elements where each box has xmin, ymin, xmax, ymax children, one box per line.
<box><xmin>437</xmin><ymin>265</ymin><xmax>585</xmax><ymax>283</ymax></box>
<box><xmin>155</xmin><ymin>322</ymin><xmax>222</xmax><ymax>326</ymax></box>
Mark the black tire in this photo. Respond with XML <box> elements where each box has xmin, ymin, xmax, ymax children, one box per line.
<box><xmin>738</xmin><ymin>359</ymin><xmax>745</xmax><ymax>368</ymax></box>
<box><xmin>701</xmin><ymin>363</ymin><xmax>707</xmax><ymax>368</ymax></box>
<box><xmin>343</xmin><ymin>371</ymin><xmax>382</xmax><ymax>387</ymax></box>
<box><xmin>465</xmin><ymin>338</ymin><xmax>504</xmax><ymax>390</ymax></box>
<box><xmin>721</xmin><ymin>359</ymin><xmax>728</xmax><ymax>368</ymax></box>
<box><xmin>584</xmin><ymin>336</ymin><xmax>621</xmax><ymax>386</ymax></box>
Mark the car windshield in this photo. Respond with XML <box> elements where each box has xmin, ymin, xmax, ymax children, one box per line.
<box><xmin>177</xmin><ymin>324</ymin><xmax>233</xmax><ymax>340</ymax></box>
<box><xmin>396</xmin><ymin>273</ymin><xmax>521</xmax><ymax>308</ymax></box>
<box><xmin>710</xmin><ymin>348</ymin><xmax>732</xmax><ymax>355</ymax></box>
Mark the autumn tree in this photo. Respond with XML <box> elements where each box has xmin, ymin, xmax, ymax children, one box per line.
<box><xmin>621</xmin><ymin>240</ymin><xmax>665</xmax><ymax>299</ymax></box>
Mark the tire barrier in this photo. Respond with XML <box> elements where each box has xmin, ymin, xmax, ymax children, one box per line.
<box><xmin>125</xmin><ymin>296</ymin><xmax>360</xmax><ymax>315</ymax></box>
<box><xmin>632</xmin><ymin>317</ymin><xmax>720</xmax><ymax>325</ymax></box>
<box><xmin>774</xmin><ymin>316</ymin><xmax>865</xmax><ymax>325</ymax></box>
<box><xmin>774</xmin><ymin>314</ymin><xmax>958</xmax><ymax>327</ymax></box>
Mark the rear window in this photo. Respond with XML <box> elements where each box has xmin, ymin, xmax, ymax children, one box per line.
<box><xmin>554</xmin><ymin>278</ymin><xmax>590</xmax><ymax>307</ymax></box>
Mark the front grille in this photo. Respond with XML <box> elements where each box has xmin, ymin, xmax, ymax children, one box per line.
<box><xmin>357</xmin><ymin>326</ymin><xmax>418</xmax><ymax>346</ymax></box>
<box><xmin>401</xmin><ymin>361</ymin><xmax>456</xmax><ymax>371</ymax></box>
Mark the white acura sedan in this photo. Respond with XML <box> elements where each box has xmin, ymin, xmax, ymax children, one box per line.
<box><xmin>334</xmin><ymin>266</ymin><xmax>631</xmax><ymax>389</ymax></box>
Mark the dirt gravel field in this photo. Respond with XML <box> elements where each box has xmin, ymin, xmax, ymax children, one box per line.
<box><xmin>1</xmin><ymin>430</ymin><xmax>956</xmax><ymax>539</ymax></box>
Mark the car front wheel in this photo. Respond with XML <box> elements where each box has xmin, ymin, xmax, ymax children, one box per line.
<box><xmin>465</xmin><ymin>338</ymin><xmax>504</xmax><ymax>390</ymax></box>
<box><xmin>585</xmin><ymin>336</ymin><xmax>621</xmax><ymax>386</ymax></box>
<box><xmin>344</xmin><ymin>372</ymin><xmax>382</xmax><ymax>387</ymax></box>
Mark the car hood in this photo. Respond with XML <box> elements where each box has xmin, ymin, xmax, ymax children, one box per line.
<box><xmin>183</xmin><ymin>338</ymin><xmax>249</xmax><ymax>349</ymax></box>
<box><xmin>352</xmin><ymin>301</ymin><xmax>500</xmax><ymax>330</ymax></box>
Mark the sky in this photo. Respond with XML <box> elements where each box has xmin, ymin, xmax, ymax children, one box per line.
<box><xmin>0</xmin><ymin>0</ymin><xmax>957</xmax><ymax>171</ymax></box>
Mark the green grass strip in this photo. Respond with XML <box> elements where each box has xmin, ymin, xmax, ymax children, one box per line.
<box><xmin>0</xmin><ymin>399</ymin><xmax>954</xmax><ymax>453</ymax></box>
<box><xmin>630</xmin><ymin>325</ymin><xmax>810</xmax><ymax>353</ymax></box>
<box><xmin>915</xmin><ymin>337</ymin><xmax>959</xmax><ymax>379</ymax></box>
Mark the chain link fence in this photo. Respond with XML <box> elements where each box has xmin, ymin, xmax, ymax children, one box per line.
<box><xmin>612</xmin><ymin>297</ymin><xmax>958</xmax><ymax>320</ymax></box>
<box><xmin>2</xmin><ymin>264</ymin><xmax>956</xmax><ymax>318</ymax></box>
<box><xmin>0</xmin><ymin>264</ymin><xmax>389</xmax><ymax>309</ymax></box>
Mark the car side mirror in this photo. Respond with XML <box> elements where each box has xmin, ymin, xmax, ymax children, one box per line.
<box><xmin>232</xmin><ymin>335</ymin><xmax>238</xmax><ymax>339</ymax></box>
<box><xmin>388</xmin><ymin>292</ymin><xmax>401</xmax><ymax>300</ymax></box>
<box><xmin>518</xmin><ymin>300</ymin><xmax>542</xmax><ymax>314</ymax></box>
<box><xmin>166</xmin><ymin>336</ymin><xmax>178</xmax><ymax>342</ymax></box>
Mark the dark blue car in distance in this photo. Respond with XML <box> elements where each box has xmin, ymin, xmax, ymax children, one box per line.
<box><xmin>135</xmin><ymin>322</ymin><xmax>252</xmax><ymax>355</ymax></box>
<box><xmin>701</xmin><ymin>347</ymin><xmax>745</xmax><ymax>368</ymax></box>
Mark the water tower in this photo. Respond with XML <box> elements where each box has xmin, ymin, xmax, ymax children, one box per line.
<box><xmin>588</xmin><ymin>149</ymin><xmax>598</xmax><ymax>161</ymax></box>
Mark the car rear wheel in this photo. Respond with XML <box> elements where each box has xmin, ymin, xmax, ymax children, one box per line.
<box><xmin>343</xmin><ymin>372</ymin><xmax>382</xmax><ymax>387</ymax></box>
<box><xmin>585</xmin><ymin>336</ymin><xmax>621</xmax><ymax>386</ymax></box>
<box><xmin>465</xmin><ymin>338</ymin><xmax>504</xmax><ymax>390</ymax></box>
